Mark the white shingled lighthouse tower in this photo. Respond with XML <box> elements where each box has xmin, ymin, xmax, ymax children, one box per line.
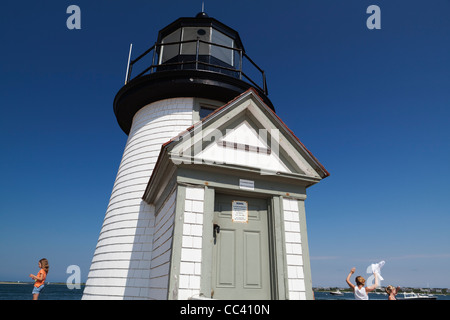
<box><xmin>83</xmin><ymin>11</ymin><xmax>329</xmax><ymax>300</ymax></box>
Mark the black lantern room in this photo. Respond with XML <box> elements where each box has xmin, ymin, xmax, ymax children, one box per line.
<box><xmin>114</xmin><ymin>12</ymin><xmax>274</xmax><ymax>134</ymax></box>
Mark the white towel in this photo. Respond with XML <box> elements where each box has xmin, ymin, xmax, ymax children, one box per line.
<box><xmin>366</xmin><ymin>260</ymin><xmax>385</xmax><ymax>287</ymax></box>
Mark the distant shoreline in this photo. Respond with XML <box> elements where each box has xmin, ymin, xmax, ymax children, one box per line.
<box><xmin>1</xmin><ymin>282</ymin><xmax>446</xmax><ymax>295</ymax></box>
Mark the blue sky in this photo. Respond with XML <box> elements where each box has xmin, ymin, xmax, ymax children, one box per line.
<box><xmin>1</xmin><ymin>0</ymin><xmax>449</xmax><ymax>289</ymax></box>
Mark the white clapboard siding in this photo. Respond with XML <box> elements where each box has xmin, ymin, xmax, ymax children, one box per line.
<box><xmin>83</xmin><ymin>98</ymin><xmax>193</xmax><ymax>300</ymax></box>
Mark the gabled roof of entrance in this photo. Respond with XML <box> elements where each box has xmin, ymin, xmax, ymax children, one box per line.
<box><xmin>143</xmin><ymin>88</ymin><xmax>329</xmax><ymax>202</ymax></box>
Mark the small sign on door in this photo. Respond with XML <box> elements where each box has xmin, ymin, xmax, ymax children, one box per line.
<box><xmin>239</xmin><ymin>179</ymin><xmax>254</xmax><ymax>190</ymax></box>
<box><xmin>232</xmin><ymin>200</ymin><xmax>248</xmax><ymax>223</ymax></box>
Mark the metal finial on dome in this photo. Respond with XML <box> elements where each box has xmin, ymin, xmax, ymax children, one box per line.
<box><xmin>195</xmin><ymin>11</ymin><xmax>209</xmax><ymax>18</ymax></box>
<box><xmin>195</xmin><ymin>1</ymin><xmax>208</xmax><ymax>17</ymax></box>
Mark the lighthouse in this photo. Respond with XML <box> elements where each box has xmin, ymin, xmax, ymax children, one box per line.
<box><xmin>83</xmin><ymin>12</ymin><xmax>329</xmax><ymax>300</ymax></box>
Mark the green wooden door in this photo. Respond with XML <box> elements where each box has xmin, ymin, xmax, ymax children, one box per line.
<box><xmin>212</xmin><ymin>194</ymin><xmax>271</xmax><ymax>299</ymax></box>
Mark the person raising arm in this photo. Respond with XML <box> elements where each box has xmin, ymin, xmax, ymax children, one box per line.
<box><xmin>346</xmin><ymin>267</ymin><xmax>378</xmax><ymax>300</ymax></box>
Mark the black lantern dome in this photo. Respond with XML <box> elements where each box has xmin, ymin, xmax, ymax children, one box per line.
<box><xmin>114</xmin><ymin>12</ymin><xmax>273</xmax><ymax>134</ymax></box>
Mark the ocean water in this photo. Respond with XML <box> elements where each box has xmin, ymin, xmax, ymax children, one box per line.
<box><xmin>1</xmin><ymin>283</ymin><xmax>447</xmax><ymax>300</ymax></box>
<box><xmin>315</xmin><ymin>291</ymin><xmax>388</xmax><ymax>300</ymax></box>
<box><xmin>0</xmin><ymin>283</ymin><xmax>84</xmax><ymax>300</ymax></box>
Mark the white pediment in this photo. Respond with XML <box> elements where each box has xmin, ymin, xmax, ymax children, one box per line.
<box><xmin>221</xmin><ymin>121</ymin><xmax>268</xmax><ymax>148</ymax></box>
<box><xmin>197</xmin><ymin>120</ymin><xmax>291</xmax><ymax>175</ymax></box>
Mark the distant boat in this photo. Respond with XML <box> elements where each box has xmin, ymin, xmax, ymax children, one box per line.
<box><xmin>398</xmin><ymin>292</ymin><xmax>437</xmax><ymax>300</ymax></box>
<box><xmin>330</xmin><ymin>289</ymin><xmax>344</xmax><ymax>296</ymax></box>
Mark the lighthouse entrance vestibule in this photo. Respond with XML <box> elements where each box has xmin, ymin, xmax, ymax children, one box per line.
<box><xmin>211</xmin><ymin>193</ymin><xmax>271</xmax><ymax>299</ymax></box>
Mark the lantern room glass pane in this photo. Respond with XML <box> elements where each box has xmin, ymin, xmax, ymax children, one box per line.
<box><xmin>180</xmin><ymin>27</ymin><xmax>211</xmax><ymax>55</ymax></box>
<box><xmin>211</xmin><ymin>29</ymin><xmax>234</xmax><ymax>66</ymax></box>
<box><xmin>160</xmin><ymin>28</ymin><xmax>181</xmax><ymax>63</ymax></box>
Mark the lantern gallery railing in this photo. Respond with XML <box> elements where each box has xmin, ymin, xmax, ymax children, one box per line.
<box><xmin>124</xmin><ymin>39</ymin><xmax>268</xmax><ymax>96</ymax></box>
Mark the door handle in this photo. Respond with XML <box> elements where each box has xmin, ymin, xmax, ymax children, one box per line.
<box><xmin>213</xmin><ymin>224</ymin><xmax>220</xmax><ymax>244</ymax></box>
